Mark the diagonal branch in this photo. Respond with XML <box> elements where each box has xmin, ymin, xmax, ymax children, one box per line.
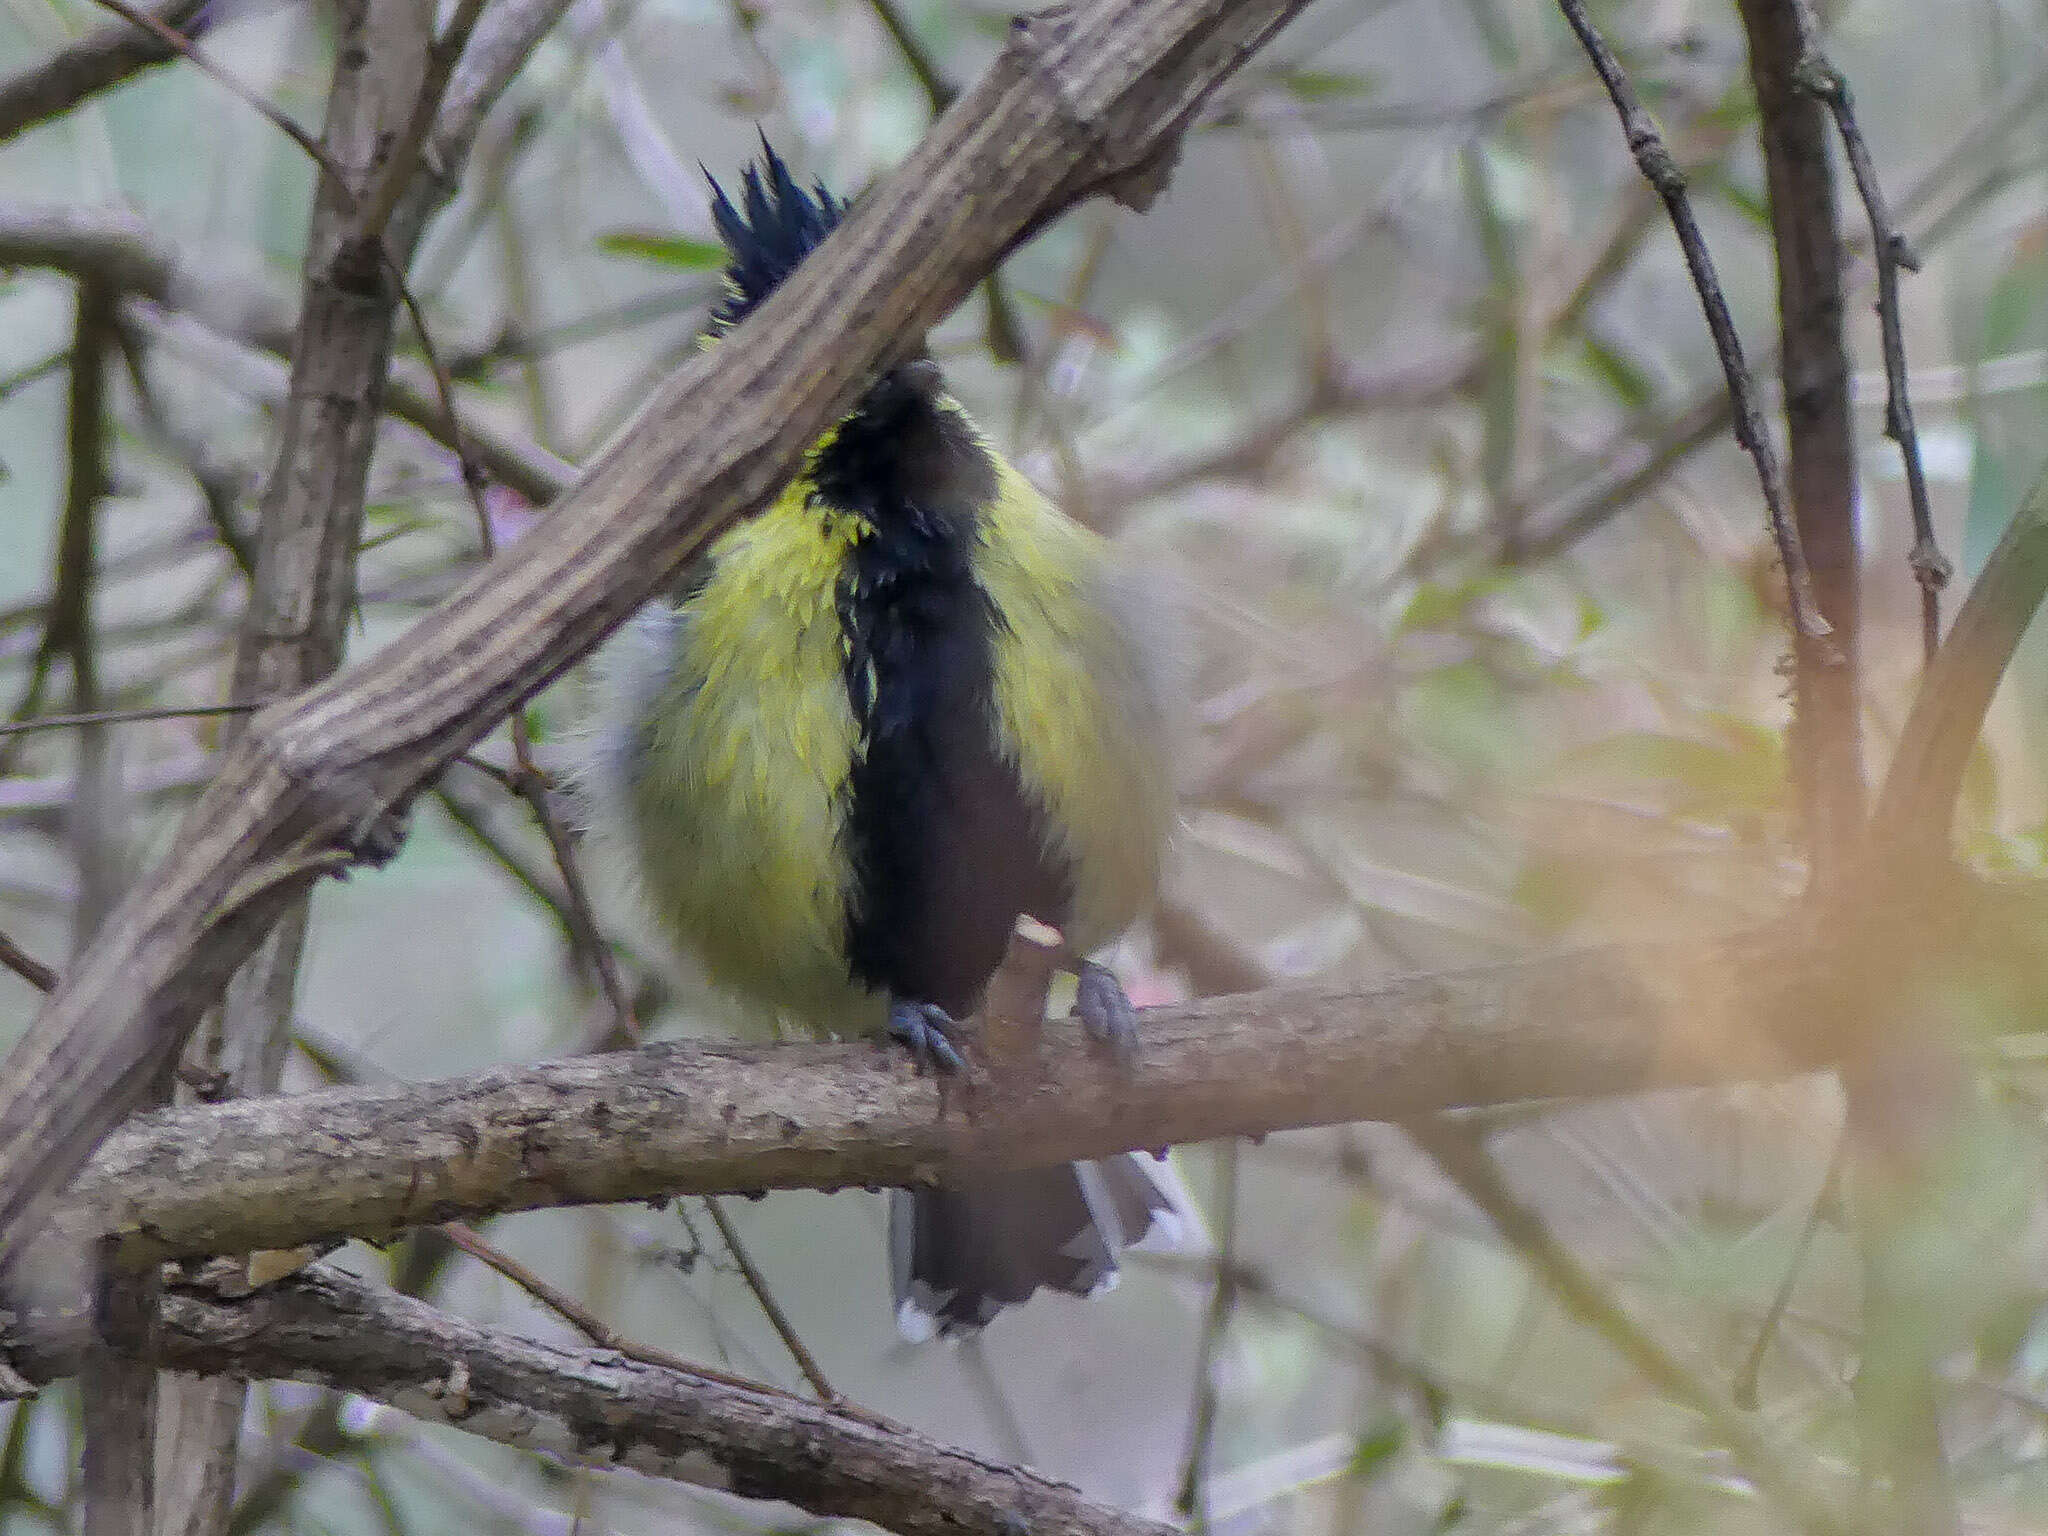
<box><xmin>0</xmin><ymin>0</ymin><xmax>1317</xmax><ymax>1282</ymax></box>
<box><xmin>0</xmin><ymin>0</ymin><xmax>263</xmax><ymax>145</ymax></box>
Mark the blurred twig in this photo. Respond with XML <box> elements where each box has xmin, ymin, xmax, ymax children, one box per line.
<box><xmin>1734</xmin><ymin>1132</ymin><xmax>1845</xmax><ymax>1409</ymax></box>
<box><xmin>0</xmin><ymin>0</ymin><xmax>249</xmax><ymax>144</ymax></box>
<box><xmin>1556</xmin><ymin>0</ymin><xmax>1830</xmax><ymax>644</ymax></box>
<box><xmin>0</xmin><ymin>934</ymin><xmax>56</xmax><ymax>994</ymax></box>
<box><xmin>0</xmin><ymin>703</ymin><xmax>258</xmax><ymax>740</ymax></box>
<box><xmin>1173</xmin><ymin>1138</ymin><xmax>1239</xmax><ymax>1529</ymax></box>
<box><xmin>701</xmin><ymin>1196</ymin><xmax>836</xmax><ymax>1401</ymax></box>
<box><xmin>1794</xmin><ymin>53</ymin><xmax>1947</xmax><ymax>663</ymax></box>
<box><xmin>1402</xmin><ymin>1116</ymin><xmax>1852</xmax><ymax>1536</ymax></box>
<box><xmin>62</xmin><ymin>275</ymin><xmax>158</xmax><ymax>1536</ymax></box>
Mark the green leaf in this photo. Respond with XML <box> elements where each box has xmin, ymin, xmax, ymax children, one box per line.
<box><xmin>1579</xmin><ymin>335</ymin><xmax>1655</xmax><ymax>410</ymax></box>
<box><xmin>1346</xmin><ymin>1419</ymin><xmax>1406</xmax><ymax>1477</ymax></box>
<box><xmin>1396</xmin><ymin>575</ymin><xmax>1506</xmax><ymax>634</ymax></box>
<box><xmin>1272</xmin><ymin>66</ymin><xmax>1379</xmax><ymax>101</ymax></box>
<box><xmin>1561</xmin><ymin>727</ymin><xmax>1782</xmax><ymax>817</ymax></box>
<box><xmin>596</xmin><ymin>230</ymin><xmax>727</xmax><ymax>270</ymax></box>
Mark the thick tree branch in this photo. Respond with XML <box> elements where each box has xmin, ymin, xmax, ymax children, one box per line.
<box><xmin>33</xmin><ymin>922</ymin><xmax>1935</xmax><ymax>1270</ymax></box>
<box><xmin>147</xmin><ymin>0</ymin><xmax>439</xmax><ymax>1521</ymax></box>
<box><xmin>0</xmin><ymin>0</ymin><xmax>1316</xmax><ymax>1280</ymax></box>
<box><xmin>16</xmin><ymin>1264</ymin><xmax>1176</xmax><ymax>1536</ymax></box>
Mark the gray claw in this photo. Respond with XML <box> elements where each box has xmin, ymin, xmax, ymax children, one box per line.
<box><xmin>1074</xmin><ymin>961</ymin><xmax>1139</xmax><ymax>1060</ymax></box>
<box><xmin>888</xmin><ymin>999</ymin><xmax>968</xmax><ymax>1074</ymax></box>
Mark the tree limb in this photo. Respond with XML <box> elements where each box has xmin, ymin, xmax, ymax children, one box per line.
<box><xmin>28</xmin><ymin>1263</ymin><xmax>1180</xmax><ymax>1536</ymax></box>
<box><xmin>0</xmin><ymin>0</ymin><xmax>249</xmax><ymax>145</ymax></box>
<box><xmin>38</xmin><ymin>921</ymin><xmax>1912</xmax><ymax>1270</ymax></box>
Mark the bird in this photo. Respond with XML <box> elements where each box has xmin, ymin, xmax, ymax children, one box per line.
<box><xmin>585</xmin><ymin>138</ymin><xmax>1189</xmax><ymax>1337</ymax></box>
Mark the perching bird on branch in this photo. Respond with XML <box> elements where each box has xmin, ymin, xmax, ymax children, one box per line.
<box><xmin>587</xmin><ymin>140</ymin><xmax>1191</xmax><ymax>1337</ymax></box>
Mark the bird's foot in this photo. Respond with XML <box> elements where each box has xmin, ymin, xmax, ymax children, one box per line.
<box><xmin>1074</xmin><ymin>960</ymin><xmax>1139</xmax><ymax>1061</ymax></box>
<box><xmin>888</xmin><ymin>999</ymin><xmax>969</xmax><ymax>1075</ymax></box>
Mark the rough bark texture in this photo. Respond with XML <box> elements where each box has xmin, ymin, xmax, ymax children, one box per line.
<box><xmin>37</xmin><ymin>920</ymin><xmax>1902</xmax><ymax>1270</ymax></box>
<box><xmin>0</xmin><ymin>0</ymin><xmax>1316</xmax><ymax>1283</ymax></box>
<box><xmin>151</xmin><ymin>0</ymin><xmax>437</xmax><ymax>1523</ymax></box>
<box><xmin>17</xmin><ymin>1264</ymin><xmax>1174</xmax><ymax>1536</ymax></box>
<box><xmin>1735</xmin><ymin>6</ymin><xmax>1952</xmax><ymax>1532</ymax></box>
<box><xmin>1735</xmin><ymin>0</ymin><xmax>1863</xmax><ymax>881</ymax></box>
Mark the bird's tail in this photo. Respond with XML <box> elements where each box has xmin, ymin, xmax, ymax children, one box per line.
<box><xmin>890</xmin><ymin>1153</ymin><xmax>1197</xmax><ymax>1339</ymax></box>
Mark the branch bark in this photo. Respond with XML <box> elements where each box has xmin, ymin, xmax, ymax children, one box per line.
<box><xmin>22</xmin><ymin>1264</ymin><xmax>1178</xmax><ymax>1536</ymax></box>
<box><xmin>0</xmin><ymin>0</ymin><xmax>1316</xmax><ymax>1281</ymax></box>
<box><xmin>1734</xmin><ymin>0</ymin><xmax>1863</xmax><ymax>886</ymax></box>
<box><xmin>1735</xmin><ymin>6</ymin><xmax>1949</xmax><ymax>1531</ymax></box>
<box><xmin>0</xmin><ymin>0</ymin><xmax>254</xmax><ymax>145</ymax></box>
<box><xmin>32</xmin><ymin>918</ymin><xmax>1970</xmax><ymax>1272</ymax></box>
<box><xmin>149</xmin><ymin>0</ymin><xmax>438</xmax><ymax>1521</ymax></box>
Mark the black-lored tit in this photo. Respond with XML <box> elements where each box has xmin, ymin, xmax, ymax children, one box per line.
<box><xmin>588</xmin><ymin>141</ymin><xmax>1189</xmax><ymax>1336</ymax></box>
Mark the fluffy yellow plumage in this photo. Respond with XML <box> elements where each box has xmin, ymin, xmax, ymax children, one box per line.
<box><xmin>585</xmin><ymin>140</ymin><xmax>1189</xmax><ymax>1334</ymax></box>
<box><xmin>594</xmin><ymin>420</ymin><xmax>1175</xmax><ymax>1040</ymax></box>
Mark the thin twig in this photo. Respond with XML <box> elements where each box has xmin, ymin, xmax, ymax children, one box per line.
<box><xmin>437</xmin><ymin>1220</ymin><xmax>884</xmax><ymax>1424</ymax></box>
<box><xmin>392</xmin><ymin>272</ymin><xmax>639</xmax><ymax>1047</ymax></box>
<box><xmin>84</xmin><ymin>0</ymin><xmax>346</xmax><ymax>190</ymax></box>
<box><xmin>1555</xmin><ymin>0</ymin><xmax>1831</xmax><ymax>644</ymax></box>
<box><xmin>1403</xmin><ymin>1116</ymin><xmax>1852</xmax><ymax>1536</ymax></box>
<box><xmin>353</xmin><ymin>0</ymin><xmax>492</xmax><ymax>246</ymax></box>
<box><xmin>1174</xmin><ymin>1139</ymin><xmax>1239</xmax><ymax>1530</ymax></box>
<box><xmin>1734</xmin><ymin>1130</ymin><xmax>1846</xmax><ymax>1409</ymax></box>
<box><xmin>701</xmin><ymin>1196</ymin><xmax>837</xmax><ymax>1402</ymax></box>
<box><xmin>1794</xmin><ymin>52</ymin><xmax>1948</xmax><ymax>663</ymax></box>
<box><xmin>955</xmin><ymin>1337</ymin><xmax>1036</xmax><ymax>1464</ymax></box>
<box><xmin>0</xmin><ymin>933</ymin><xmax>56</xmax><ymax>994</ymax></box>
<box><xmin>0</xmin><ymin>702</ymin><xmax>260</xmax><ymax>740</ymax></box>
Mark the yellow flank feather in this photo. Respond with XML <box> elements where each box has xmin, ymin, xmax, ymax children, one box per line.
<box><xmin>600</xmin><ymin>483</ymin><xmax>878</xmax><ymax>1037</ymax></box>
<box><xmin>972</xmin><ymin>454</ymin><xmax>1177</xmax><ymax>954</ymax></box>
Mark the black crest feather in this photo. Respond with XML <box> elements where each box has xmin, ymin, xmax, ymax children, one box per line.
<box><xmin>705</xmin><ymin>135</ymin><xmax>842</xmax><ymax>333</ymax></box>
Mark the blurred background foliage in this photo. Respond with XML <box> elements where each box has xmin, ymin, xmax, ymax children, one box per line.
<box><xmin>5</xmin><ymin>0</ymin><xmax>2048</xmax><ymax>1529</ymax></box>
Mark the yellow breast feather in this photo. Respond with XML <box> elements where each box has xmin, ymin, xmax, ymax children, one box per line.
<box><xmin>611</xmin><ymin>484</ymin><xmax>879</xmax><ymax>1034</ymax></box>
<box><xmin>972</xmin><ymin>457</ymin><xmax>1178</xmax><ymax>952</ymax></box>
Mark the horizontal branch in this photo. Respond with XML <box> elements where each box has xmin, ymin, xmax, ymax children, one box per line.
<box><xmin>51</xmin><ymin>924</ymin><xmax>1891</xmax><ymax>1268</ymax></box>
<box><xmin>26</xmin><ymin>1263</ymin><xmax>1174</xmax><ymax>1536</ymax></box>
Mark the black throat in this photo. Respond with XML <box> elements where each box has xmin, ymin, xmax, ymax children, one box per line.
<box><xmin>817</xmin><ymin>370</ymin><xmax>1069</xmax><ymax>1015</ymax></box>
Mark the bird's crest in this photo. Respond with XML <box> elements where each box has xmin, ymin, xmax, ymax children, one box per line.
<box><xmin>706</xmin><ymin>136</ymin><xmax>842</xmax><ymax>334</ymax></box>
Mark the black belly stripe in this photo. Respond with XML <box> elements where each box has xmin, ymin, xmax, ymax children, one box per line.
<box><xmin>815</xmin><ymin>368</ymin><xmax>1072</xmax><ymax>1018</ymax></box>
